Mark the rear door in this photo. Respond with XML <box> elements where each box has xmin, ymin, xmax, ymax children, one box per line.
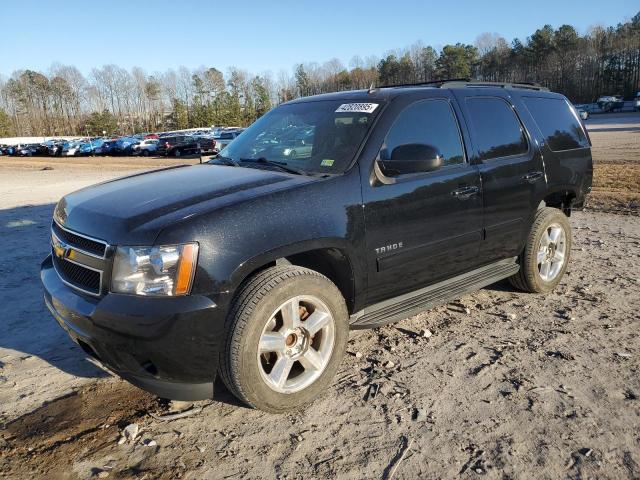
<box><xmin>360</xmin><ymin>94</ymin><xmax>483</xmax><ymax>304</ymax></box>
<box><xmin>452</xmin><ymin>90</ymin><xmax>546</xmax><ymax>261</ymax></box>
<box><xmin>520</xmin><ymin>95</ymin><xmax>592</xmax><ymax>205</ymax></box>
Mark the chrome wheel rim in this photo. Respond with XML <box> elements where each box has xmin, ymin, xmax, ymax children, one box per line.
<box><xmin>257</xmin><ymin>295</ymin><xmax>335</xmax><ymax>394</ymax></box>
<box><xmin>537</xmin><ymin>223</ymin><xmax>566</xmax><ymax>282</ymax></box>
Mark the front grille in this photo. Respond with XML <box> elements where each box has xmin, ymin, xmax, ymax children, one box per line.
<box><xmin>52</xmin><ymin>221</ymin><xmax>106</xmax><ymax>257</ymax></box>
<box><xmin>51</xmin><ymin>222</ymin><xmax>108</xmax><ymax>296</ymax></box>
<box><xmin>52</xmin><ymin>254</ymin><xmax>101</xmax><ymax>294</ymax></box>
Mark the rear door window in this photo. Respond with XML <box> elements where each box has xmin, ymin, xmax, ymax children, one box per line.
<box><xmin>523</xmin><ymin>97</ymin><xmax>590</xmax><ymax>151</ymax></box>
<box><xmin>465</xmin><ymin>97</ymin><xmax>528</xmax><ymax>161</ymax></box>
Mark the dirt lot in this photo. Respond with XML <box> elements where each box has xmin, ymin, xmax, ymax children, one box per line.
<box><xmin>1</xmin><ymin>115</ymin><xmax>639</xmax><ymax>479</ymax></box>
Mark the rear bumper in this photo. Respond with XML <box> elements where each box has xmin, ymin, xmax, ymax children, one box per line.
<box><xmin>41</xmin><ymin>255</ymin><xmax>226</xmax><ymax>400</ymax></box>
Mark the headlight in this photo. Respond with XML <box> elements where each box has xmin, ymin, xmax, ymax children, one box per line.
<box><xmin>111</xmin><ymin>243</ymin><xmax>199</xmax><ymax>296</ymax></box>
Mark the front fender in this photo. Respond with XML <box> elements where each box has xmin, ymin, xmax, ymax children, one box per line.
<box><xmin>155</xmin><ymin>168</ymin><xmax>366</xmax><ymax>301</ymax></box>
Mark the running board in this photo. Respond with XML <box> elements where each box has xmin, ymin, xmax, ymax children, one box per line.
<box><xmin>350</xmin><ymin>257</ymin><xmax>519</xmax><ymax>329</ymax></box>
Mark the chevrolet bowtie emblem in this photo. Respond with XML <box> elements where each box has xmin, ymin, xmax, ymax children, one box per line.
<box><xmin>52</xmin><ymin>234</ymin><xmax>72</xmax><ymax>259</ymax></box>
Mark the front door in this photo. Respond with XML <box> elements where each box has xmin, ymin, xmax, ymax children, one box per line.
<box><xmin>360</xmin><ymin>96</ymin><xmax>483</xmax><ymax>305</ymax></box>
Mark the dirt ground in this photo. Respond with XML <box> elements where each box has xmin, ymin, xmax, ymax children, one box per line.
<box><xmin>1</xmin><ymin>114</ymin><xmax>639</xmax><ymax>479</ymax></box>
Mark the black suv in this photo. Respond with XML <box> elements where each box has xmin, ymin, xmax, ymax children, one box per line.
<box><xmin>42</xmin><ymin>81</ymin><xmax>592</xmax><ymax>412</ymax></box>
<box><xmin>157</xmin><ymin>135</ymin><xmax>204</xmax><ymax>157</ymax></box>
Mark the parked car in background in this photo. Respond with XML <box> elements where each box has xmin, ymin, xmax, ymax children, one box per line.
<box><xmin>573</xmin><ymin>105</ymin><xmax>589</xmax><ymax>121</ymax></box>
<box><xmin>280</xmin><ymin>127</ymin><xmax>314</xmax><ymax>159</ymax></box>
<box><xmin>17</xmin><ymin>144</ymin><xmax>39</xmax><ymax>156</ymax></box>
<box><xmin>597</xmin><ymin>95</ymin><xmax>624</xmax><ymax>112</ymax></box>
<box><xmin>95</xmin><ymin>140</ymin><xmax>117</xmax><ymax>155</ymax></box>
<box><xmin>156</xmin><ymin>135</ymin><xmax>206</xmax><ymax>157</ymax></box>
<box><xmin>63</xmin><ymin>141</ymin><xmax>84</xmax><ymax>156</ymax></box>
<box><xmin>634</xmin><ymin>92</ymin><xmax>640</xmax><ymax>111</ymax></box>
<box><xmin>6</xmin><ymin>145</ymin><xmax>18</xmax><ymax>156</ymax></box>
<box><xmin>62</xmin><ymin>139</ymin><xmax>102</xmax><ymax>156</ymax></box>
<box><xmin>156</xmin><ymin>135</ymin><xmax>188</xmax><ymax>156</ymax></box>
<box><xmin>132</xmin><ymin>139</ymin><xmax>159</xmax><ymax>156</ymax></box>
<box><xmin>212</xmin><ymin>130</ymin><xmax>242</xmax><ymax>153</ymax></box>
<box><xmin>112</xmin><ymin>136</ymin><xmax>139</xmax><ymax>155</ymax></box>
<box><xmin>42</xmin><ymin>140</ymin><xmax>60</xmax><ymax>156</ymax></box>
<box><xmin>168</xmin><ymin>136</ymin><xmax>206</xmax><ymax>157</ymax></box>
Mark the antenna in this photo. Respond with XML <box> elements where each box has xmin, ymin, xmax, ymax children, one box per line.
<box><xmin>368</xmin><ymin>83</ymin><xmax>377</xmax><ymax>94</ymax></box>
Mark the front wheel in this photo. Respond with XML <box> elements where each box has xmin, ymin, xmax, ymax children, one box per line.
<box><xmin>509</xmin><ymin>207</ymin><xmax>571</xmax><ymax>293</ymax></box>
<box><xmin>220</xmin><ymin>266</ymin><xmax>349</xmax><ymax>413</ymax></box>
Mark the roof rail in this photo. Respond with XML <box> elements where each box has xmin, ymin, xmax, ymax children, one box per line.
<box><xmin>439</xmin><ymin>81</ymin><xmax>549</xmax><ymax>91</ymax></box>
<box><xmin>376</xmin><ymin>78</ymin><xmax>471</xmax><ymax>89</ymax></box>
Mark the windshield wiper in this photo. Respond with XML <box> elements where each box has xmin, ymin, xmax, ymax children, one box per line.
<box><xmin>207</xmin><ymin>155</ymin><xmax>239</xmax><ymax>166</ymax></box>
<box><xmin>239</xmin><ymin>157</ymin><xmax>307</xmax><ymax>176</ymax></box>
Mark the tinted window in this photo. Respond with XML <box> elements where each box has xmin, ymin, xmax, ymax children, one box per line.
<box><xmin>523</xmin><ymin>97</ymin><xmax>589</xmax><ymax>151</ymax></box>
<box><xmin>380</xmin><ymin>99</ymin><xmax>464</xmax><ymax>167</ymax></box>
<box><xmin>466</xmin><ymin>97</ymin><xmax>528</xmax><ymax>160</ymax></box>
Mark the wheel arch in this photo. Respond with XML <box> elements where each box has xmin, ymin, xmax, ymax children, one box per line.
<box><xmin>229</xmin><ymin>242</ymin><xmax>357</xmax><ymax>314</ymax></box>
<box><xmin>538</xmin><ymin>188</ymin><xmax>578</xmax><ymax>216</ymax></box>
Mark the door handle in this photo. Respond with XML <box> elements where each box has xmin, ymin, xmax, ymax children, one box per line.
<box><xmin>451</xmin><ymin>185</ymin><xmax>479</xmax><ymax>200</ymax></box>
<box><xmin>522</xmin><ymin>171</ymin><xmax>544</xmax><ymax>183</ymax></box>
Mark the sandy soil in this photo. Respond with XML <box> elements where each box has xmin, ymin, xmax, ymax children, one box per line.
<box><xmin>585</xmin><ymin>113</ymin><xmax>640</xmax><ymax>214</ymax></box>
<box><xmin>1</xmin><ymin>117</ymin><xmax>639</xmax><ymax>479</ymax></box>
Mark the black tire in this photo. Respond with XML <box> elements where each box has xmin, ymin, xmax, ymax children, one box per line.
<box><xmin>219</xmin><ymin>265</ymin><xmax>349</xmax><ymax>413</ymax></box>
<box><xmin>142</xmin><ymin>149</ymin><xmax>149</xmax><ymax>157</ymax></box>
<box><xmin>509</xmin><ymin>207</ymin><xmax>572</xmax><ymax>293</ymax></box>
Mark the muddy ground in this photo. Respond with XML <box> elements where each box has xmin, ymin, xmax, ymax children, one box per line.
<box><xmin>1</xmin><ymin>114</ymin><xmax>639</xmax><ymax>479</ymax></box>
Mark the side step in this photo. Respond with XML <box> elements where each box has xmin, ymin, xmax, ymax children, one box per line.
<box><xmin>350</xmin><ymin>258</ymin><xmax>519</xmax><ymax>329</ymax></box>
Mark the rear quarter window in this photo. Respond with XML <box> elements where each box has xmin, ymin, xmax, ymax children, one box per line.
<box><xmin>523</xmin><ymin>97</ymin><xmax>589</xmax><ymax>151</ymax></box>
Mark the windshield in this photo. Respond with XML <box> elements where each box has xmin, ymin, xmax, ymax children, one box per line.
<box><xmin>217</xmin><ymin>100</ymin><xmax>382</xmax><ymax>174</ymax></box>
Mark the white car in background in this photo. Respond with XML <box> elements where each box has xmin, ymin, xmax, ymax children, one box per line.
<box><xmin>634</xmin><ymin>92</ymin><xmax>640</xmax><ymax>111</ymax></box>
<box><xmin>573</xmin><ymin>104</ymin><xmax>590</xmax><ymax>121</ymax></box>
<box><xmin>132</xmin><ymin>139</ymin><xmax>159</xmax><ymax>156</ymax></box>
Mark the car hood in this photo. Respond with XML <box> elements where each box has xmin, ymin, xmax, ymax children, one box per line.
<box><xmin>54</xmin><ymin>164</ymin><xmax>315</xmax><ymax>245</ymax></box>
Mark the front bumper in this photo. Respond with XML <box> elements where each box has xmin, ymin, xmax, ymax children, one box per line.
<box><xmin>41</xmin><ymin>255</ymin><xmax>225</xmax><ymax>400</ymax></box>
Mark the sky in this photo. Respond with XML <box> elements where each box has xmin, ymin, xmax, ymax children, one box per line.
<box><xmin>1</xmin><ymin>0</ymin><xmax>638</xmax><ymax>78</ymax></box>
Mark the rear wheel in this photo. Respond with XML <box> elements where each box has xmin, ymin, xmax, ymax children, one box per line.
<box><xmin>509</xmin><ymin>207</ymin><xmax>571</xmax><ymax>293</ymax></box>
<box><xmin>220</xmin><ymin>266</ymin><xmax>349</xmax><ymax>413</ymax></box>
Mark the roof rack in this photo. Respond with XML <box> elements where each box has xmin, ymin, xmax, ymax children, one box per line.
<box><xmin>375</xmin><ymin>78</ymin><xmax>471</xmax><ymax>90</ymax></box>
<box><xmin>372</xmin><ymin>79</ymin><xmax>548</xmax><ymax>92</ymax></box>
<box><xmin>439</xmin><ymin>81</ymin><xmax>549</xmax><ymax>91</ymax></box>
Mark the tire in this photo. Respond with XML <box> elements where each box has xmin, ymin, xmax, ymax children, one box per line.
<box><xmin>509</xmin><ymin>207</ymin><xmax>571</xmax><ymax>293</ymax></box>
<box><xmin>142</xmin><ymin>149</ymin><xmax>149</xmax><ymax>157</ymax></box>
<box><xmin>220</xmin><ymin>265</ymin><xmax>349</xmax><ymax>413</ymax></box>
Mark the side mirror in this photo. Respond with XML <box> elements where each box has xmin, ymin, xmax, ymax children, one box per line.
<box><xmin>379</xmin><ymin>144</ymin><xmax>443</xmax><ymax>176</ymax></box>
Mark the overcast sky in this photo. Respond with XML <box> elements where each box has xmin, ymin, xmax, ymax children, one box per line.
<box><xmin>1</xmin><ymin>0</ymin><xmax>638</xmax><ymax>77</ymax></box>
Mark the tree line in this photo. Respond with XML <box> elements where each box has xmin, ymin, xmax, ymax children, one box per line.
<box><xmin>0</xmin><ymin>11</ymin><xmax>638</xmax><ymax>138</ymax></box>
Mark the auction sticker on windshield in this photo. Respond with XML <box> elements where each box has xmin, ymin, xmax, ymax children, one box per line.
<box><xmin>335</xmin><ymin>103</ymin><xmax>379</xmax><ymax>113</ymax></box>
